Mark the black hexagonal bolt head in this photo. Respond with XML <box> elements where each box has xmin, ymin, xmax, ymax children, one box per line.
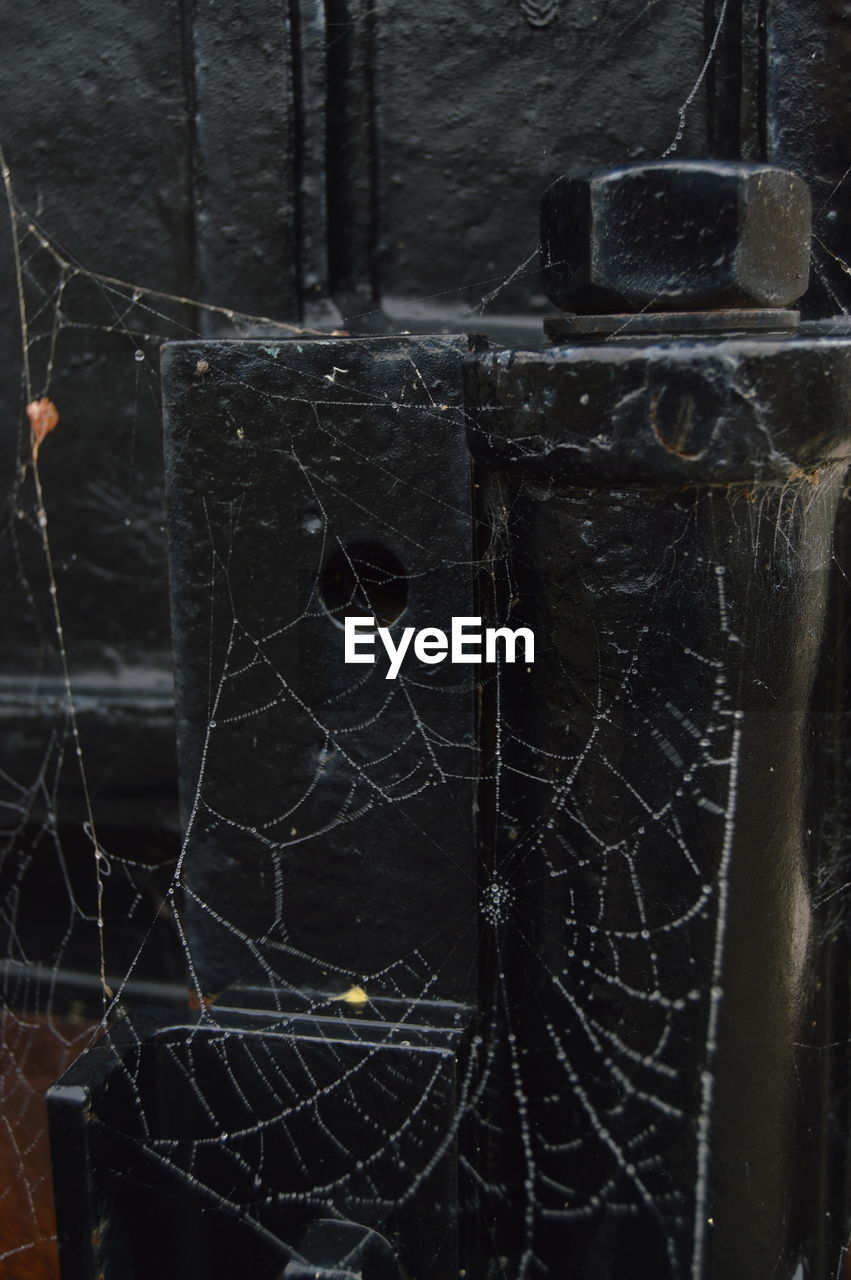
<box><xmin>540</xmin><ymin>160</ymin><xmax>812</xmax><ymax>314</ymax></box>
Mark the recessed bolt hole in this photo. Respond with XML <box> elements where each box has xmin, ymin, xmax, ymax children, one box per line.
<box><xmin>320</xmin><ymin>542</ymin><xmax>408</xmax><ymax>626</ymax></box>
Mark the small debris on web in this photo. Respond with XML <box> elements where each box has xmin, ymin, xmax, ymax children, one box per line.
<box><xmin>26</xmin><ymin>396</ymin><xmax>59</xmax><ymax>460</ymax></box>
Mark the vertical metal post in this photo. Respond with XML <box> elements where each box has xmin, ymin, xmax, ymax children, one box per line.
<box><xmin>466</xmin><ymin>161</ymin><xmax>851</xmax><ymax>1278</ymax></box>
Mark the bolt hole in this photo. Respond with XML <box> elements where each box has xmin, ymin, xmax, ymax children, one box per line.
<box><xmin>320</xmin><ymin>542</ymin><xmax>408</xmax><ymax>627</ymax></box>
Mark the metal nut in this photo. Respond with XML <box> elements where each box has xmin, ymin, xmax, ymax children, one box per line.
<box><xmin>540</xmin><ymin>160</ymin><xmax>811</xmax><ymax>313</ymax></box>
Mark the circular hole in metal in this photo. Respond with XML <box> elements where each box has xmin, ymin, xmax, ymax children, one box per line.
<box><xmin>320</xmin><ymin>542</ymin><xmax>409</xmax><ymax>627</ymax></box>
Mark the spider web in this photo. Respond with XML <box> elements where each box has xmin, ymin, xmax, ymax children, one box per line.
<box><xmin>2</xmin><ymin>16</ymin><xmax>851</xmax><ymax>1280</ymax></box>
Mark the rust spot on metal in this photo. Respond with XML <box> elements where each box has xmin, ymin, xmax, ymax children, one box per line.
<box><xmin>787</xmin><ymin>466</ymin><xmax>821</xmax><ymax>487</ymax></box>
<box><xmin>649</xmin><ymin>389</ymin><xmax>707</xmax><ymax>460</ymax></box>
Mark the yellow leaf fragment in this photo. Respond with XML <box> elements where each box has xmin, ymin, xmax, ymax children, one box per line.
<box><xmin>338</xmin><ymin>985</ymin><xmax>369</xmax><ymax>1008</ymax></box>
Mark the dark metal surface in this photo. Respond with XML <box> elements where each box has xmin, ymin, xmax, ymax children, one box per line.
<box><xmin>161</xmin><ymin>335</ymin><xmax>480</xmax><ymax>1002</ymax></box>
<box><xmin>0</xmin><ymin>0</ymin><xmax>715</xmax><ymax>841</ymax></box>
<box><xmin>466</xmin><ymin>327</ymin><xmax>851</xmax><ymax>1277</ymax></box>
<box><xmin>767</xmin><ymin>0</ymin><xmax>851</xmax><ymax>318</ymax></box>
<box><xmin>47</xmin><ymin>144</ymin><xmax>851</xmax><ymax>1277</ymax></box>
<box><xmin>367</xmin><ymin>1</ymin><xmax>707</xmax><ymax>325</ymax></box>
<box><xmin>2</xmin><ymin>1</ymin><xmax>849</xmax><ymax>834</ymax></box>
<box><xmin>48</xmin><ymin>994</ymin><xmax>470</xmax><ymax>1280</ymax></box>
<box><xmin>467</xmin><ymin>336</ymin><xmax>851</xmax><ymax>485</ymax></box>
<box><xmin>6</xmin><ymin>2</ymin><xmax>846</xmax><ymax>1273</ymax></box>
<box><xmin>281</xmin><ymin>1219</ymin><xmax>403</xmax><ymax>1280</ymax></box>
<box><xmin>190</xmin><ymin>0</ymin><xmax>300</xmax><ymax>330</ymax></box>
<box><xmin>0</xmin><ymin>1</ymin><xmax>192</xmax><ymax>832</ymax></box>
<box><xmin>705</xmin><ymin>0</ymin><xmax>766</xmax><ymax>163</ymax></box>
<box><xmin>541</xmin><ymin>160</ymin><xmax>811</xmax><ymax>314</ymax></box>
<box><xmin>544</xmin><ymin>308</ymin><xmax>800</xmax><ymax>340</ymax></box>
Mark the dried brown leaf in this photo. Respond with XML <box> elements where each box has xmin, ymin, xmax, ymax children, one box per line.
<box><xmin>26</xmin><ymin>398</ymin><xmax>59</xmax><ymax>460</ymax></box>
